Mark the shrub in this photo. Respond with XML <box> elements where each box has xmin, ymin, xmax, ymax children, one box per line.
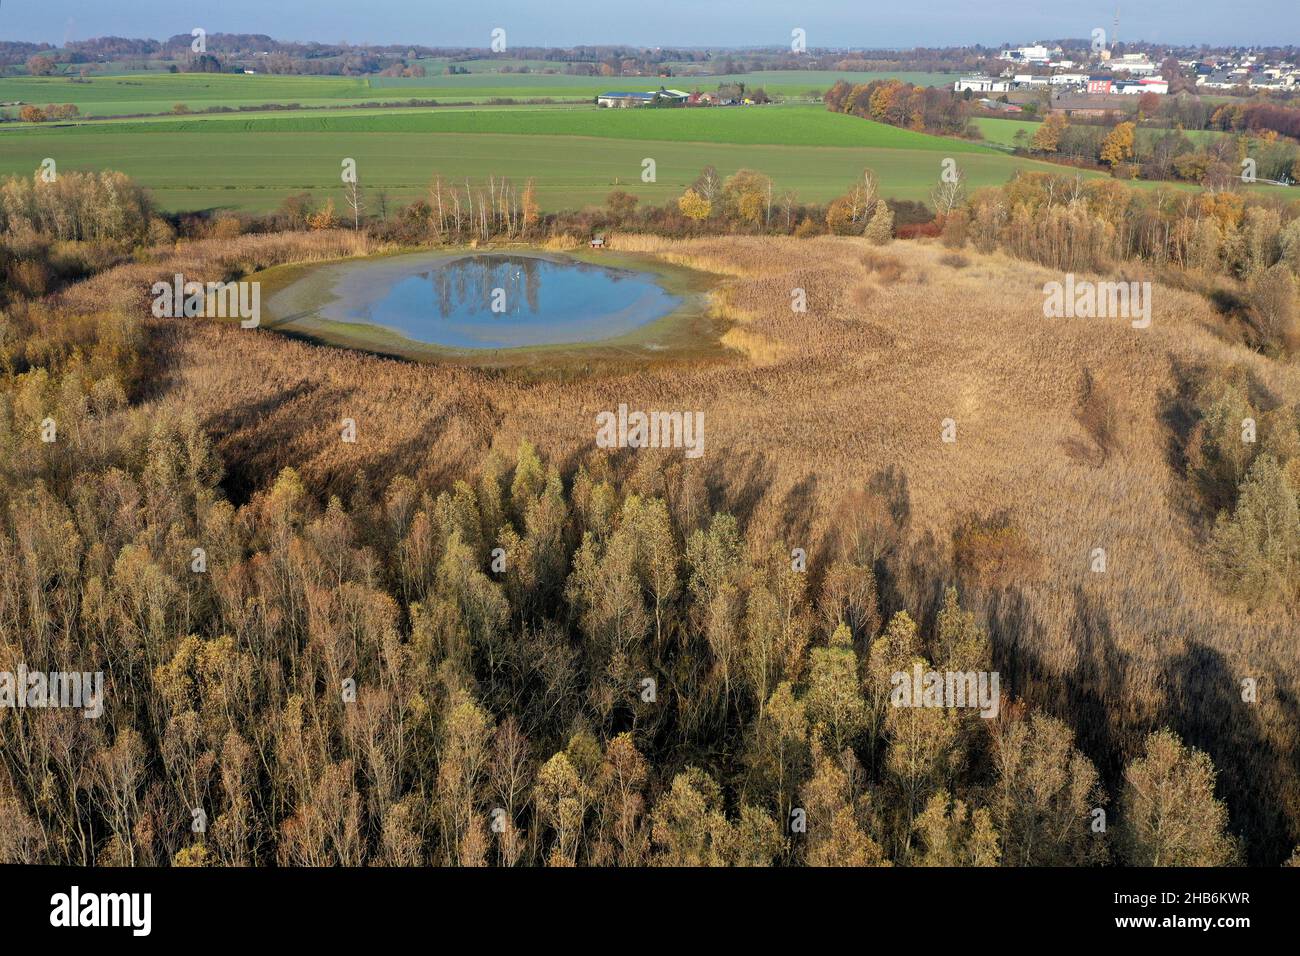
<box><xmin>793</xmin><ymin>217</ymin><xmax>823</xmax><ymax>238</ymax></box>
<box><xmin>308</xmin><ymin>199</ymin><xmax>339</xmax><ymax>230</ymax></box>
<box><xmin>940</xmin><ymin>209</ymin><xmax>970</xmax><ymax>248</ymax></box>
<box><xmin>1247</xmin><ymin>263</ymin><xmax>1297</xmax><ymax>353</ymax></box>
<box><xmin>952</xmin><ymin>511</ymin><xmax>1041</xmax><ymax>588</ymax></box>
<box><xmin>0</xmin><ymin>169</ymin><xmax>152</xmax><ymax>243</ymax></box>
<box><xmin>212</xmin><ymin>215</ymin><xmax>244</xmax><ymax>240</ymax></box>
<box><xmin>1185</xmin><ymin>371</ymin><xmax>1259</xmax><ymax>512</ymax></box>
<box><xmin>864</xmin><ymin>200</ymin><xmax>894</xmax><ymax>245</ymax></box>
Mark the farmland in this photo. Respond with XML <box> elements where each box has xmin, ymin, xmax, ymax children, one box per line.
<box><xmin>0</xmin><ymin>69</ymin><xmax>958</xmax><ymax>117</ymax></box>
<box><xmin>974</xmin><ymin>115</ymin><xmax>1228</xmax><ymax>148</ymax></box>
<box><xmin>0</xmin><ymin>126</ymin><xmax>1079</xmax><ymax>213</ymax></box>
<box><xmin>1</xmin><ymin>84</ymin><xmax>1085</xmax><ymax>213</ymax></box>
<box><xmin>49</xmin><ymin>104</ymin><xmax>995</xmax><ymax>149</ymax></box>
<box><xmin>8</xmin><ymin>68</ymin><xmax>1286</xmax><ymax>215</ymax></box>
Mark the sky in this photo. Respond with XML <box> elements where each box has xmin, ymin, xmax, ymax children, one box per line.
<box><xmin>3</xmin><ymin>0</ymin><xmax>1296</xmax><ymax>49</ymax></box>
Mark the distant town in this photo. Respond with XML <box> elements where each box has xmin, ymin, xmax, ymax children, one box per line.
<box><xmin>955</xmin><ymin>42</ymin><xmax>1299</xmax><ymax>114</ymax></box>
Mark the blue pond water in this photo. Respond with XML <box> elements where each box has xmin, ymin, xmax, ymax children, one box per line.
<box><xmin>333</xmin><ymin>253</ymin><xmax>681</xmax><ymax>349</ymax></box>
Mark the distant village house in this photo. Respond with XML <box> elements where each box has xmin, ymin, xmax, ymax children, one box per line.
<box><xmin>596</xmin><ymin>88</ymin><xmax>689</xmax><ymax>108</ymax></box>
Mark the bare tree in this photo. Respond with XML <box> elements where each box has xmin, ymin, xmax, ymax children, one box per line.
<box><xmin>930</xmin><ymin>171</ymin><xmax>968</xmax><ymax>219</ymax></box>
<box><xmin>344</xmin><ymin>174</ymin><xmax>365</xmax><ymax>230</ymax></box>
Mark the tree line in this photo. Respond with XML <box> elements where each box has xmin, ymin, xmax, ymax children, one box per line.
<box><xmin>824</xmin><ymin>79</ymin><xmax>973</xmax><ymax>137</ymax></box>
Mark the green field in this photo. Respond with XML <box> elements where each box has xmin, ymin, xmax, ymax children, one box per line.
<box><xmin>0</xmin><ymin>69</ymin><xmax>957</xmax><ymax>117</ymax></box>
<box><xmin>13</xmin><ymin>71</ymin><xmax>1276</xmax><ymax>217</ymax></box>
<box><xmin>0</xmin><ymin>94</ymin><xmax>1090</xmax><ymax>213</ymax></box>
<box><xmin>975</xmin><ymin>115</ymin><xmax>1229</xmax><ymax>148</ymax></box>
<box><xmin>55</xmin><ymin>104</ymin><xmax>996</xmax><ymax>150</ymax></box>
<box><xmin>973</xmin><ymin>116</ymin><xmax>1042</xmax><ymax>146</ymax></box>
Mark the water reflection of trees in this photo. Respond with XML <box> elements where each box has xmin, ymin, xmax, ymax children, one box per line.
<box><xmin>424</xmin><ymin>255</ymin><xmax>545</xmax><ymax>318</ymax></box>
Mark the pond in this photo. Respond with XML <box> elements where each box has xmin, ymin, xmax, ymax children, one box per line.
<box><xmin>265</xmin><ymin>250</ymin><xmax>685</xmax><ymax>351</ymax></box>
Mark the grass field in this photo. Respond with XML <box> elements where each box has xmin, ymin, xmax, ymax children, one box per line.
<box><xmin>0</xmin><ymin>69</ymin><xmax>958</xmax><ymax>117</ymax></box>
<box><xmin>8</xmin><ymin>71</ymin><xmax>1282</xmax><ymax>215</ymax></box>
<box><xmin>975</xmin><ymin>115</ymin><xmax>1229</xmax><ymax>148</ymax></box>
<box><xmin>0</xmin><ymin>119</ymin><xmax>1082</xmax><ymax>212</ymax></box>
<box><xmin>50</xmin><ymin>104</ymin><xmax>997</xmax><ymax>150</ymax></box>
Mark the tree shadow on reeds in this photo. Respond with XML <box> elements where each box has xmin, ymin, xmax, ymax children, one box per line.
<box><xmin>1160</xmin><ymin>641</ymin><xmax>1292</xmax><ymax>865</ymax></box>
<box><xmin>135</xmin><ymin>320</ymin><xmax>189</xmax><ymax>404</ymax></box>
<box><xmin>1062</xmin><ymin>586</ymin><xmax>1134</xmax><ymax>783</ymax></box>
<box><xmin>1156</xmin><ymin>354</ymin><xmax>1222</xmax><ymax>538</ymax></box>
<box><xmin>777</xmin><ymin>472</ymin><xmax>818</xmax><ymax>553</ymax></box>
<box><xmin>1270</xmin><ymin>678</ymin><xmax>1300</xmax><ymax>861</ymax></box>
<box><xmin>1157</xmin><ymin>354</ymin><xmax>1202</xmax><ymax>480</ymax></box>
<box><xmin>826</xmin><ymin>466</ymin><xmax>918</xmax><ymax>621</ymax></box>
<box><xmin>889</xmin><ymin>529</ymin><xmax>951</xmax><ymax>634</ymax></box>
<box><xmin>372</xmin><ymin>398</ymin><xmax>486</xmax><ymax>495</ymax></box>
<box><xmin>704</xmin><ymin>449</ymin><xmax>774</xmax><ymax>531</ymax></box>
<box><xmin>203</xmin><ymin>379</ymin><xmax>337</xmax><ymax>505</ymax></box>
<box><xmin>986</xmin><ymin>584</ymin><xmax>1129</xmax><ymax>786</ymax></box>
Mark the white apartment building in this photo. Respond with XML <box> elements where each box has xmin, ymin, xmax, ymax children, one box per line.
<box><xmin>998</xmin><ymin>44</ymin><xmax>1062</xmax><ymax>65</ymax></box>
<box><xmin>954</xmin><ymin>76</ymin><xmax>1011</xmax><ymax>93</ymax></box>
<box><xmin>1111</xmin><ymin>54</ymin><xmax>1158</xmax><ymax>75</ymax></box>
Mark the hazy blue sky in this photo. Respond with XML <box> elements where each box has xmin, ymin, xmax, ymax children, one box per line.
<box><xmin>5</xmin><ymin>1</ymin><xmax>1295</xmax><ymax>48</ymax></box>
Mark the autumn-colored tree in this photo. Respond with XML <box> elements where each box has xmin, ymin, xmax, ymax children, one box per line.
<box><xmin>882</xmin><ymin>651</ymin><xmax>960</xmax><ymax>858</ymax></box>
<box><xmin>800</xmin><ymin>744</ymin><xmax>890</xmax><ymax>866</ymax></box>
<box><xmin>677</xmin><ymin>187</ymin><xmax>711</xmax><ymax>222</ymax></box>
<box><xmin>805</xmin><ymin>624</ymin><xmax>867</xmax><ymax>753</ymax></box>
<box><xmin>434</xmin><ymin>689</ymin><xmax>493</xmax><ymax>866</ymax></box>
<box><xmin>1210</xmin><ymin>454</ymin><xmax>1300</xmax><ymax>602</ymax></box>
<box><xmin>534</xmin><ymin>750</ymin><xmax>590</xmax><ymax>866</ymax></box>
<box><xmin>721</xmin><ymin>169</ymin><xmax>772</xmax><ymax>226</ymax></box>
<box><xmin>1100</xmin><ymin>121</ymin><xmax>1137</xmax><ymax>167</ymax></box>
<box><xmin>988</xmin><ymin>709</ymin><xmax>1108</xmax><ymax>865</ymax></box>
<box><xmin>864</xmin><ymin>611</ymin><xmax>921</xmax><ymax>765</ymax></box>
<box><xmin>685</xmin><ymin>512</ymin><xmax>749</xmax><ymax>718</ymax></box>
<box><xmin>1117</xmin><ymin>730</ymin><xmax>1239</xmax><ymax>866</ymax></box>
<box><xmin>1186</xmin><ymin>373</ymin><xmax>1259</xmax><ymax>511</ymax></box>
<box><xmin>826</xmin><ymin>170</ymin><xmax>879</xmax><ymax>235</ymax></box>
<box><xmin>593</xmin><ymin>732</ymin><xmax>649</xmax><ymax>865</ymax></box>
<box><xmin>817</xmin><ymin>559</ymin><xmax>880</xmax><ymax>645</ymax></box>
<box><xmin>1031</xmin><ymin>113</ymin><xmax>1069</xmax><ymax>153</ymax></box>
<box><xmin>1137</xmin><ymin>92</ymin><xmax>1162</xmax><ymax>117</ymax></box>
<box><xmin>1247</xmin><ymin>263</ymin><xmax>1297</xmax><ymax>352</ymax></box>
<box><xmin>649</xmin><ymin>766</ymin><xmax>780</xmax><ymax>866</ymax></box>
<box><xmin>649</xmin><ymin>766</ymin><xmax>730</xmax><ymax>866</ymax></box>
<box><xmin>26</xmin><ymin>54</ymin><xmax>56</xmax><ymax>76</ymax></box>
<box><xmin>912</xmin><ymin>790</ymin><xmax>1000</xmax><ymax>866</ymax></box>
